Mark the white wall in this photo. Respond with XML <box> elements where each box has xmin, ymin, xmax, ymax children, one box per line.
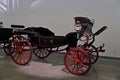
<box><xmin>0</xmin><ymin>0</ymin><xmax>120</xmax><ymax>58</ymax></box>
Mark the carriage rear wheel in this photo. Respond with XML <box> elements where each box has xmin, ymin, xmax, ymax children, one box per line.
<box><xmin>10</xmin><ymin>36</ymin><xmax>32</xmax><ymax>65</ymax></box>
<box><xmin>33</xmin><ymin>48</ymin><xmax>51</xmax><ymax>59</ymax></box>
<box><xmin>3</xmin><ymin>41</ymin><xmax>15</xmax><ymax>55</ymax></box>
<box><xmin>64</xmin><ymin>48</ymin><xmax>91</xmax><ymax>75</ymax></box>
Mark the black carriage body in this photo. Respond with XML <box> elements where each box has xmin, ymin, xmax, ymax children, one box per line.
<box><xmin>25</xmin><ymin>27</ymin><xmax>78</xmax><ymax>48</ymax></box>
<box><xmin>0</xmin><ymin>28</ymin><xmax>13</xmax><ymax>42</ymax></box>
<box><xmin>38</xmin><ymin>32</ymin><xmax>78</xmax><ymax>48</ymax></box>
<box><xmin>36</xmin><ymin>33</ymin><xmax>77</xmax><ymax>48</ymax></box>
<box><xmin>38</xmin><ymin>36</ymin><xmax>66</xmax><ymax>48</ymax></box>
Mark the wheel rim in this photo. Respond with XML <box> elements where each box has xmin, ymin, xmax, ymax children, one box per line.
<box><xmin>87</xmin><ymin>45</ymin><xmax>98</xmax><ymax>64</ymax></box>
<box><xmin>10</xmin><ymin>36</ymin><xmax>32</xmax><ymax>65</ymax></box>
<box><xmin>33</xmin><ymin>48</ymin><xmax>51</xmax><ymax>59</ymax></box>
<box><xmin>64</xmin><ymin>48</ymin><xmax>91</xmax><ymax>75</ymax></box>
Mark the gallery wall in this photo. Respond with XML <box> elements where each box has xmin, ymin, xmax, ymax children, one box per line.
<box><xmin>0</xmin><ymin>0</ymin><xmax>120</xmax><ymax>58</ymax></box>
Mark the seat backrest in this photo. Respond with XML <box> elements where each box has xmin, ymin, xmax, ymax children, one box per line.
<box><xmin>35</xmin><ymin>27</ymin><xmax>55</xmax><ymax>36</ymax></box>
<box><xmin>25</xmin><ymin>27</ymin><xmax>55</xmax><ymax>36</ymax></box>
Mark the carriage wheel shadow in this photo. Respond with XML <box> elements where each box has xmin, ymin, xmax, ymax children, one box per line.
<box><xmin>32</xmin><ymin>52</ymin><xmax>65</xmax><ymax>66</ymax></box>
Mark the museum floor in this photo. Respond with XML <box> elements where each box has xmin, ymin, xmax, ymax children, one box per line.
<box><xmin>0</xmin><ymin>50</ymin><xmax>120</xmax><ymax>80</ymax></box>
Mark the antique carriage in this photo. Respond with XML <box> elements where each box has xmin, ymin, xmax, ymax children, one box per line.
<box><xmin>24</xmin><ymin>17</ymin><xmax>107</xmax><ymax>75</ymax></box>
<box><xmin>0</xmin><ymin>17</ymin><xmax>107</xmax><ymax>76</ymax></box>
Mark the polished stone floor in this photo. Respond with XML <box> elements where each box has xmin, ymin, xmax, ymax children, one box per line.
<box><xmin>0</xmin><ymin>50</ymin><xmax>120</xmax><ymax>80</ymax></box>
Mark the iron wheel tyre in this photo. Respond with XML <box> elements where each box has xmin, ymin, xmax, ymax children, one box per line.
<box><xmin>10</xmin><ymin>36</ymin><xmax>32</xmax><ymax>65</ymax></box>
<box><xmin>64</xmin><ymin>48</ymin><xmax>91</xmax><ymax>75</ymax></box>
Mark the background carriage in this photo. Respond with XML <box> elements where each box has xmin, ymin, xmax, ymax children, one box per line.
<box><xmin>0</xmin><ymin>28</ymin><xmax>13</xmax><ymax>55</ymax></box>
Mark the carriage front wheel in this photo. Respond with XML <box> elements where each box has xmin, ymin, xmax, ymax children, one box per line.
<box><xmin>64</xmin><ymin>48</ymin><xmax>91</xmax><ymax>75</ymax></box>
<box><xmin>9</xmin><ymin>36</ymin><xmax>32</xmax><ymax>65</ymax></box>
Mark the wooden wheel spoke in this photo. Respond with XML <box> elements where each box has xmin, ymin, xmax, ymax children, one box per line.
<box><xmin>67</xmin><ymin>54</ymin><xmax>75</xmax><ymax>60</ymax></box>
<box><xmin>16</xmin><ymin>52</ymin><xmax>20</xmax><ymax>62</ymax></box>
<box><xmin>19</xmin><ymin>54</ymin><xmax>22</xmax><ymax>63</ymax></box>
<box><xmin>44</xmin><ymin>50</ymin><xmax>48</xmax><ymax>56</ymax></box>
<box><xmin>21</xmin><ymin>53</ymin><xmax>28</xmax><ymax>63</ymax></box>
<box><xmin>40</xmin><ymin>51</ymin><xmax>43</xmax><ymax>57</ymax></box>
<box><xmin>72</xmin><ymin>62</ymin><xmax>78</xmax><ymax>70</ymax></box>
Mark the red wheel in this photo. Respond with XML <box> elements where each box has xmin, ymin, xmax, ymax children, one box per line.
<box><xmin>64</xmin><ymin>48</ymin><xmax>91</xmax><ymax>75</ymax></box>
<box><xmin>10</xmin><ymin>36</ymin><xmax>32</xmax><ymax>65</ymax></box>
